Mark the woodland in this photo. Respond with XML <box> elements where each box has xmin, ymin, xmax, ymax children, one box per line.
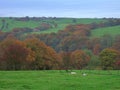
<box><xmin>0</xmin><ymin>17</ymin><xmax>120</xmax><ymax>70</ymax></box>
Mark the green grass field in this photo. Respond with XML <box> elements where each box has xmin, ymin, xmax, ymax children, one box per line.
<box><xmin>0</xmin><ymin>70</ymin><xmax>120</xmax><ymax>90</ymax></box>
<box><xmin>0</xmin><ymin>18</ymin><xmax>106</xmax><ymax>33</ymax></box>
<box><xmin>91</xmin><ymin>25</ymin><xmax>120</xmax><ymax>37</ymax></box>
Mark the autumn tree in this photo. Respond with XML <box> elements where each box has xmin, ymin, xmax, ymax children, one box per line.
<box><xmin>0</xmin><ymin>37</ymin><xmax>35</xmax><ymax>70</ymax></box>
<box><xmin>93</xmin><ymin>44</ymin><xmax>101</xmax><ymax>55</ymax></box>
<box><xmin>70</xmin><ymin>50</ymin><xmax>90</xmax><ymax>69</ymax></box>
<box><xmin>35</xmin><ymin>23</ymin><xmax>52</xmax><ymax>31</ymax></box>
<box><xmin>24</xmin><ymin>38</ymin><xmax>61</xmax><ymax>70</ymax></box>
<box><xmin>99</xmin><ymin>48</ymin><xmax>120</xmax><ymax>70</ymax></box>
<box><xmin>59</xmin><ymin>51</ymin><xmax>72</xmax><ymax>71</ymax></box>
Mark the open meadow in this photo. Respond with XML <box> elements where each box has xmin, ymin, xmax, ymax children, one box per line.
<box><xmin>0</xmin><ymin>70</ymin><xmax>120</xmax><ymax>90</ymax></box>
<box><xmin>91</xmin><ymin>25</ymin><xmax>120</xmax><ymax>37</ymax></box>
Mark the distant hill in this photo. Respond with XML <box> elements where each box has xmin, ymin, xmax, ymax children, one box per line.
<box><xmin>0</xmin><ymin>17</ymin><xmax>106</xmax><ymax>33</ymax></box>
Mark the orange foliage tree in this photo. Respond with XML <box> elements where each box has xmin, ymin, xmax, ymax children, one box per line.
<box><xmin>70</xmin><ymin>50</ymin><xmax>90</xmax><ymax>69</ymax></box>
<box><xmin>59</xmin><ymin>51</ymin><xmax>72</xmax><ymax>71</ymax></box>
<box><xmin>93</xmin><ymin>44</ymin><xmax>101</xmax><ymax>55</ymax></box>
<box><xmin>24</xmin><ymin>38</ymin><xmax>61</xmax><ymax>70</ymax></box>
<box><xmin>0</xmin><ymin>37</ymin><xmax>35</xmax><ymax>70</ymax></box>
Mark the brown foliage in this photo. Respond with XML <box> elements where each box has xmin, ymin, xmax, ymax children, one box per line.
<box><xmin>24</xmin><ymin>38</ymin><xmax>61</xmax><ymax>70</ymax></box>
<box><xmin>93</xmin><ymin>44</ymin><xmax>101</xmax><ymax>55</ymax></box>
<box><xmin>71</xmin><ymin>50</ymin><xmax>90</xmax><ymax>69</ymax></box>
<box><xmin>0</xmin><ymin>37</ymin><xmax>35</xmax><ymax>70</ymax></box>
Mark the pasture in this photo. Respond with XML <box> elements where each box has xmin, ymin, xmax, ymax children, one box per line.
<box><xmin>0</xmin><ymin>70</ymin><xmax>120</xmax><ymax>90</ymax></box>
<box><xmin>91</xmin><ymin>25</ymin><xmax>120</xmax><ymax>37</ymax></box>
<box><xmin>0</xmin><ymin>18</ymin><xmax>106</xmax><ymax>33</ymax></box>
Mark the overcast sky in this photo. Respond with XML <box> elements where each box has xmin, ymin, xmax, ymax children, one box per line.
<box><xmin>0</xmin><ymin>0</ymin><xmax>120</xmax><ymax>18</ymax></box>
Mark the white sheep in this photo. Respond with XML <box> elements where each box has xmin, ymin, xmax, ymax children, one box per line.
<box><xmin>82</xmin><ymin>73</ymin><xmax>87</xmax><ymax>76</ymax></box>
<box><xmin>70</xmin><ymin>72</ymin><xmax>76</xmax><ymax>74</ymax></box>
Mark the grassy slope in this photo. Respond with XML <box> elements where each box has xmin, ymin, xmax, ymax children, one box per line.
<box><xmin>38</xmin><ymin>18</ymin><xmax>107</xmax><ymax>34</ymax></box>
<box><xmin>91</xmin><ymin>25</ymin><xmax>120</xmax><ymax>37</ymax></box>
<box><xmin>0</xmin><ymin>70</ymin><xmax>120</xmax><ymax>90</ymax></box>
<box><xmin>0</xmin><ymin>18</ymin><xmax>106</xmax><ymax>33</ymax></box>
<box><xmin>1</xmin><ymin>18</ymin><xmax>120</xmax><ymax>37</ymax></box>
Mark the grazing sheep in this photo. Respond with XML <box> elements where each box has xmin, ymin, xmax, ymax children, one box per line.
<box><xmin>71</xmin><ymin>72</ymin><xmax>76</xmax><ymax>74</ymax></box>
<box><xmin>82</xmin><ymin>73</ymin><xmax>87</xmax><ymax>76</ymax></box>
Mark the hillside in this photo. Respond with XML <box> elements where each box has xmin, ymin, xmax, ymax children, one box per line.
<box><xmin>0</xmin><ymin>17</ymin><xmax>106</xmax><ymax>33</ymax></box>
<box><xmin>91</xmin><ymin>25</ymin><xmax>120</xmax><ymax>37</ymax></box>
<box><xmin>0</xmin><ymin>18</ymin><xmax>120</xmax><ymax>71</ymax></box>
